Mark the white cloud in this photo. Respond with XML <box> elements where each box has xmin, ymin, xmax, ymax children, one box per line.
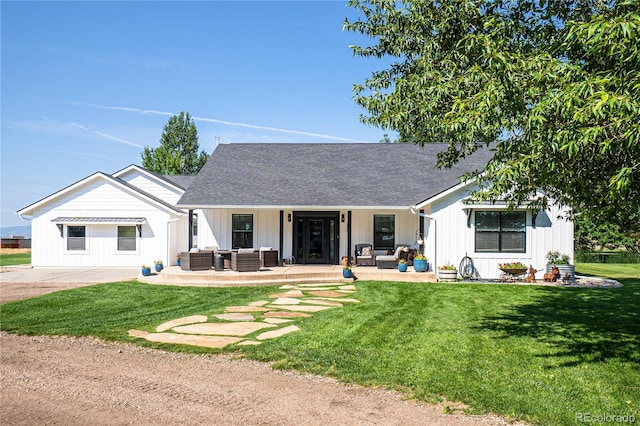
<box><xmin>77</xmin><ymin>102</ymin><xmax>365</xmax><ymax>142</ymax></box>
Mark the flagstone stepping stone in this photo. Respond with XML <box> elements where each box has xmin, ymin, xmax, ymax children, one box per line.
<box><xmin>304</xmin><ymin>299</ymin><xmax>343</xmax><ymax>307</ymax></box>
<box><xmin>257</xmin><ymin>325</ymin><xmax>300</xmax><ymax>340</ymax></box>
<box><xmin>308</xmin><ymin>290</ymin><xmax>348</xmax><ymax>298</ymax></box>
<box><xmin>263</xmin><ymin>317</ymin><xmax>294</xmax><ymax>324</ymax></box>
<box><xmin>173</xmin><ymin>322</ymin><xmax>276</xmax><ymax>336</ymax></box>
<box><xmin>337</xmin><ymin>290</ymin><xmax>356</xmax><ymax>293</ymax></box>
<box><xmin>226</xmin><ymin>306</ymin><xmax>273</xmax><ymax>313</ymax></box>
<box><xmin>275</xmin><ymin>305</ymin><xmax>333</xmax><ymax>313</ymax></box>
<box><xmin>156</xmin><ymin>315</ymin><xmax>208</xmax><ymax>332</ymax></box>
<box><xmin>313</xmin><ymin>297</ymin><xmax>361</xmax><ymax>303</ymax></box>
<box><xmin>269</xmin><ymin>290</ymin><xmax>305</xmax><ymax>298</ymax></box>
<box><xmin>128</xmin><ymin>329</ymin><xmax>149</xmax><ymax>338</ymax></box>
<box><xmin>270</xmin><ymin>297</ymin><xmax>301</xmax><ymax>305</ymax></box>
<box><xmin>215</xmin><ymin>313</ymin><xmax>255</xmax><ymax>322</ymax></box>
<box><xmin>237</xmin><ymin>340</ymin><xmax>262</xmax><ymax>346</ymax></box>
<box><xmin>294</xmin><ymin>286</ymin><xmax>343</xmax><ymax>291</ymax></box>
<box><xmin>142</xmin><ymin>332</ymin><xmax>242</xmax><ymax>349</ymax></box>
<box><xmin>279</xmin><ymin>284</ymin><xmax>297</xmax><ymax>289</ymax></box>
<box><xmin>339</xmin><ymin>285</ymin><xmax>356</xmax><ymax>290</ymax></box>
<box><xmin>262</xmin><ymin>311</ymin><xmax>312</xmax><ymax>318</ymax></box>
<box><xmin>249</xmin><ymin>300</ymin><xmax>270</xmax><ymax>307</ymax></box>
<box><xmin>297</xmin><ymin>283</ymin><xmax>342</xmax><ymax>287</ymax></box>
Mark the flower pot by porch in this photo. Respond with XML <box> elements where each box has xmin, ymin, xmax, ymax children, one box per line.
<box><xmin>413</xmin><ymin>259</ymin><xmax>428</xmax><ymax>272</ymax></box>
<box><xmin>155</xmin><ymin>263</ymin><xmax>163</xmax><ymax>273</ymax></box>
<box><xmin>546</xmin><ymin>264</ymin><xmax>575</xmax><ymax>283</ymax></box>
<box><xmin>398</xmin><ymin>263</ymin><xmax>408</xmax><ymax>272</ymax></box>
<box><xmin>343</xmin><ymin>269</ymin><xmax>352</xmax><ymax>278</ymax></box>
<box><xmin>438</xmin><ymin>269</ymin><xmax>458</xmax><ymax>282</ymax></box>
<box><xmin>176</xmin><ymin>258</ymin><xmax>181</xmax><ymax>266</ymax></box>
<box><xmin>141</xmin><ymin>267</ymin><xmax>151</xmax><ymax>276</ymax></box>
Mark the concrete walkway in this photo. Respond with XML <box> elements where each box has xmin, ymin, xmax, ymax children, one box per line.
<box><xmin>129</xmin><ymin>282</ymin><xmax>360</xmax><ymax>348</ymax></box>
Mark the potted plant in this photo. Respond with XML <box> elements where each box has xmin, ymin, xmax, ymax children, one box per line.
<box><xmin>438</xmin><ymin>264</ymin><xmax>458</xmax><ymax>282</ymax></box>
<box><xmin>545</xmin><ymin>250</ymin><xmax>574</xmax><ymax>282</ymax></box>
<box><xmin>412</xmin><ymin>252</ymin><xmax>429</xmax><ymax>272</ymax></box>
<box><xmin>154</xmin><ymin>260</ymin><xmax>164</xmax><ymax>272</ymax></box>
<box><xmin>342</xmin><ymin>264</ymin><xmax>352</xmax><ymax>278</ymax></box>
<box><xmin>141</xmin><ymin>265</ymin><xmax>151</xmax><ymax>276</ymax></box>
<box><xmin>397</xmin><ymin>259</ymin><xmax>408</xmax><ymax>272</ymax></box>
<box><xmin>176</xmin><ymin>252</ymin><xmax>181</xmax><ymax>266</ymax></box>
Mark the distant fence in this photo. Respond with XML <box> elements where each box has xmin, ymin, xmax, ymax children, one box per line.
<box><xmin>1</xmin><ymin>238</ymin><xmax>31</xmax><ymax>249</ymax></box>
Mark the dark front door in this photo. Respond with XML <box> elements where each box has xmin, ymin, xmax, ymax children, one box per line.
<box><xmin>293</xmin><ymin>212</ymin><xmax>339</xmax><ymax>264</ymax></box>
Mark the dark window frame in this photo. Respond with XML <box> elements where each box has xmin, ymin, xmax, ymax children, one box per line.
<box><xmin>373</xmin><ymin>214</ymin><xmax>395</xmax><ymax>251</ymax></box>
<box><xmin>232</xmin><ymin>214</ymin><xmax>253</xmax><ymax>249</ymax></box>
<box><xmin>117</xmin><ymin>225</ymin><xmax>137</xmax><ymax>251</ymax></box>
<box><xmin>66</xmin><ymin>225</ymin><xmax>86</xmax><ymax>251</ymax></box>
<box><xmin>475</xmin><ymin>211</ymin><xmax>526</xmax><ymax>253</ymax></box>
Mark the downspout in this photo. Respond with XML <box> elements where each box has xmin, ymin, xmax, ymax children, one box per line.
<box><xmin>167</xmin><ymin>216</ymin><xmax>181</xmax><ymax>266</ymax></box>
<box><xmin>410</xmin><ymin>207</ymin><xmax>436</xmax><ymax>272</ymax></box>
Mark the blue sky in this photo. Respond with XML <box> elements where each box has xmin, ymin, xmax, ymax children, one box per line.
<box><xmin>1</xmin><ymin>1</ymin><xmax>392</xmax><ymax>228</ymax></box>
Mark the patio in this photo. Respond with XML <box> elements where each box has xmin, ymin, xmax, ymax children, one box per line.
<box><xmin>138</xmin><ymin>265</ymin><xmax>438</xmax><ymax>287</ymax></box>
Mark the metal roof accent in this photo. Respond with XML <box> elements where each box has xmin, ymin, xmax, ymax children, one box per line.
<box><xmin>51</xmin><ymin>217</ymin><xmax>147</xmax><ymax>224</ymax></box>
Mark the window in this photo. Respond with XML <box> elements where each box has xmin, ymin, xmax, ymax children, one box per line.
<box><xmin>475</xmin><ymin>211</ymin><xmax>526</xmax><ymax>253</ymax></box>
<box><xmin>117</xmin><ymin>226</ymin><xmax>136</xmax><ymax>251</ymax></box>
<box><xmin>373</xmin><ymin>214</ymin><xmax>395</xmax><ymax>250</ymax></box>
<box><xmin>232</xmin><ymin>214</ymin><xmax>253</xmax><ymax>249</ymax></box>
<box><xmin>67</xmin><ymin>226</ymin><xmax>86</xmax><ymax>251</ymax></box>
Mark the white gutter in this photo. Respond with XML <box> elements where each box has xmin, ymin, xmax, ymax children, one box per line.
<box><xmin>410</xmin><ymin>207</ymin><xmax>437</xmax><ymax>273</ymax></box>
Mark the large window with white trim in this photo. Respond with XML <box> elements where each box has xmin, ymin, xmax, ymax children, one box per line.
<box><xmin>67</xmin><ymin>226</ymin><xmax>86</xmax><ymax>251</ymax></box>
<box><xmin>117</xmin><ymin>226</ymin><xmax>137</xmax><ymax>251</ymax></box>
<box><xmin>475</xmin><ymin>211</ymin><xmax>526</xmax><ymax>253</ymax></box>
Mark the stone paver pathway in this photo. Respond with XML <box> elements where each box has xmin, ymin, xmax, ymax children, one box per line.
<box><xmin>129</xmin><ymin>283</ymin><xmax>359</xmax><ymax>349</ymax></box>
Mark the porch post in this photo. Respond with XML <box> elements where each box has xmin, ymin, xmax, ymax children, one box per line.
<box><xmin>279</xmin><ymin>210</ymin><xmax>284</xmax><ymax>266</ymax></box>
<box><xmin>347</xmin><ymin>210</ymin><xmax>352</xmax><ymax>265</ymax></box>
<box><xmin>419</xmin><ymin>209</ymin><xmax>425</xmax><ymax>253</ymax></box>
<box><xmin>188</xmin><ymin>209</ymin><xmax>194</xmax><ymax>249</ymax></box>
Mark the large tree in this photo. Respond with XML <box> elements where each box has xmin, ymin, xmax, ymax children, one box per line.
<box><xmin>345</xmin><ymin>0</ymin><xmax>639</xmax><ymax>231</ymax></box>
<box><xmin>141</xmin><ymin>112</ymin><xmax>209</xmax><ymax>175</ymax></box>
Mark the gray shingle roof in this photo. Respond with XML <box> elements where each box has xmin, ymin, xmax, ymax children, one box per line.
<box><xmin>177</xmin><ymin>143</ymin><xmax>493</xmax><ymax>208</ymax></box>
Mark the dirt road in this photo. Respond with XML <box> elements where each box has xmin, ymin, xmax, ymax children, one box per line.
<box><xmin>1</xmin><ymin>333</ymin><xmax>522</xmax><ymax>426</ymax></box>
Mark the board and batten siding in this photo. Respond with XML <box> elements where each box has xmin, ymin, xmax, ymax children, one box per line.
<box><xmin>430</xmin><ymin>187</ymin><xmax>573</xmax><ymax>279</ymax></box>
<box><xmin>117</xmin><ymin>171</ymin><xmax>184</xmax><ymax>205</ymax></box>
<box><xmin>29</xmin><ymin>178</ymin><xmax>184</xmax><ymax>267</ymax></box>
<box><xmin>199</xmin><ymin>208</ymin><xmax>423</xmax><ymax>263</ymax></box>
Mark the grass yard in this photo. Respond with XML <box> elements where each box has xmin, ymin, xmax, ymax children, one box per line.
<box><xmin>1</xmin><ymin>263</ymin><xmax>638</xmax><ymax>425</ymax></box>
<box><xmin>0</xmin><ymin>248</ymin><xmax>31</xmax><ymax>266</ymax></box>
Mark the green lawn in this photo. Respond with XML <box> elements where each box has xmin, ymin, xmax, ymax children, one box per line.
<box><xmin>0</xmin><ymin>250</ymin><xmax>30</xmax><ymax>266</ymax></box>
<box><xmin>1</xmin><ymin>264</ymin><xmax>638</xmax><ymax>425</ymax></box>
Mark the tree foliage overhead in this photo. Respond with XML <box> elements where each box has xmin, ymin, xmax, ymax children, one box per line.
<box><xmin>141</xmin><ymin>112</ymin><xmax>209</xmax><ymax>175</ymax></box>
<box><xmin>345</xmin><ymin>0</ymin><xmax>639</xmax><ymax>231</ymax></box>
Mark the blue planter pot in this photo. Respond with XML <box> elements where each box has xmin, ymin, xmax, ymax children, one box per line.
<box><xmin>398</xmin><ymin>263</ymin><xmax>408</xmax><ymax>272</ymax></box>
<box><xmin>176</xmin><ymin>258</ymin><xmax>181</xmax><ymax>266</ymax></box>
<box><xmin>413</xmin><ymin>259</ymin><xmax>428</xmax><ymax>272</ymax></box>
<box><xmin>155</xmin><ymin>264</ymin><xmax>163</xmax><ymax>273</ymax></box>
<box><xmin>141</xmin><ymin>267</ymin><xmax>151</xmax><ymax>276</ymax></box>
<box><xmin>343</xmin><ymin>269</ymin><xmax>352</xmax><ymax>278</ymax></box>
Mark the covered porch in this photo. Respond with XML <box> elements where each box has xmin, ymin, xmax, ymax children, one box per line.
<box><xmin>138</xmin><ymin>264</ymin><xmax>437</xmax><ymax>287</ymax></box>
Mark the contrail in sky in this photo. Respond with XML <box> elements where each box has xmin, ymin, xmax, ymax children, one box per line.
<box><xmin>76</xmin><ymin>102</ymin><xmax>362</xmax><ymax>142</ymax></box>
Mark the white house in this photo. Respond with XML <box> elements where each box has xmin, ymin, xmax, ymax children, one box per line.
<box><xmin>18</xmin><ymin>143</ymin><xmax>573</xmax><ymax>278</ymax></box>
<box><xmin>176</xmin><ymin>143</ymin><xmax>573</xmax><ymax>279</ymax></box>
<box><xmin>17</xmin><ymin>165</ymin><xmax>194</xmax><ymax>267</ymax></box>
